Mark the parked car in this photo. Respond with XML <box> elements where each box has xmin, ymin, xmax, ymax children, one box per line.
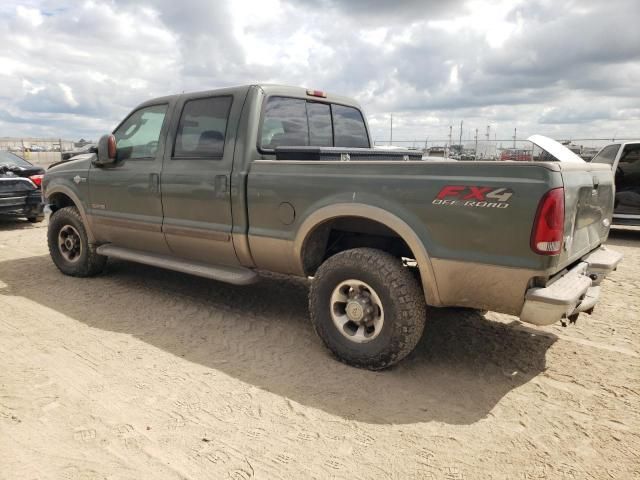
<box><xmin>42</xmin><ymin>84</ymin><xmax>621</xmax><ymax>369</ymax></box>
<box><xmin>0</xmin><ymin>150</ymin><xmax>45</xmax><ymax>222</ymax></box>
<box><xmin>499</xmin><ymin>149</ymin><xmax>533</xmax><ymax>161</ymax></box>
<box><xmin>61</xmin><ymin>143</ymin><xmax>96</xmax><ymax>161</ymax></box>
<box><xmin>590</xmin><ymin>141</ymin><xmax>640</xmax><ymax>226</ymax></box>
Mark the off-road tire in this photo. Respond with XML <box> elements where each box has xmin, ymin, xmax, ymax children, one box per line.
<box><xmin>309</xmin><ymin>248</ymin><xmax>427</xmax><ymax>370</ymax></box>
<box><xmin>27</xmin><ymin>215</ymin><xmax>45</xmax><ymax>223</ymax></box>
<box><xmin>48</xmin><ymin>206</ymin><xmax>106</xmax><ymax>277</ymax></box>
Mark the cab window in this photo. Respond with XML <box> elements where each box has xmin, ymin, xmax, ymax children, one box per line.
<box><xmin>332</xmin><ymin>104</ymin><xmax>369</xmax><ymax>148</ymax></box>
<box><xmin>174</xmin><ymin>96</ymin><xmax>232</xmax><ymax>158</ymax></box>
<box><xmin>260</xmin><ymin>96</ymin><xmax>369</xmax><ymax>150</ymax></box>
<box><xmin>114</xmin><ymin>104</ymin><xmax>168</xmax><ymax>161</ymax></box>
<box><xmin>261</xmin><ymin>97</ymin><xmax>308</xmax><ymax>148</ymax></box>
<box><xmin>307</xmin><ymin>102</ymin><xmax>332</xmax><ymax>146</ymax></box>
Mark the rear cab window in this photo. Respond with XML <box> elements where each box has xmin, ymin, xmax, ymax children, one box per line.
<box><xmin>332</xmin><ymin>104</ymin><xmax>369</xmax><ymax>148</ymax></box>
<box><xmin>259</xmin><ymin>96</ymin><xmax>369</xmax><ymax>151</ymax></box>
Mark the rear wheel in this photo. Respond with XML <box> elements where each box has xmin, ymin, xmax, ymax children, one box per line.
<box><xmin>47</xmin><ymin>206</ymin><xmax>106</xmax><ymax>277</ymax></box>
<box><xmin>309</xmin><ymin>248</ymin><xmax>427</xmax><ymax>370</ymax></box>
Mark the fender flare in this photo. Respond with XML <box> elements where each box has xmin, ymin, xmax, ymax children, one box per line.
<box><xmin>46</xmin><ymin>185</ymin><xmax>96</xmax><ymax>243</ymax></box>
<box><xmin>293</xmin><ymin>203</ymin><xmax>442</xmax><ymax>306</ymax></box>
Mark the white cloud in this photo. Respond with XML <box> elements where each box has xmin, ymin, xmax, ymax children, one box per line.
<box><xmin>16</xmin><ymin>5</ymin><xmax>43</xmax><ymax>27</ymax></box>
<box><xmin>0</xmin><ymin>0</ymin><xmax>637</xmax><ymax>144</ymax></box>
<box><xmin>58</xmin><ymin>83</ymin><xmax>78</xmax><ymax>108</ymax></box>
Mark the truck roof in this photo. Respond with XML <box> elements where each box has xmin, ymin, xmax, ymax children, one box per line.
<box><xmin>136</xmin><ymin>84</ymin><xmax>363</xmax><ymax>111</ymax></box>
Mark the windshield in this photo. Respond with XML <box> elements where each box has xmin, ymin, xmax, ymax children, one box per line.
<box><xmin>591</xmin><ymin>144</ymin><xmax>621</xmax><ymax>165</ymax></box>
<box><xmin>0</xmin><ymin>150</ymin><xmax>33</xmax><ymax>167</ymax></box>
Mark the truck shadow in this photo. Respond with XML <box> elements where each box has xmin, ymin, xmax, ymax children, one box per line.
<box><xmin>0</xmin><ymin>255</ymin><xmax>556</xmax><ymax>425</ymax></box>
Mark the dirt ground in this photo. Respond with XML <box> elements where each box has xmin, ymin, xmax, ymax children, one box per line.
<box><xmin>0</xmin><ymin>219</ymin><xmax>638</xmax><ymax>480</ymax></box>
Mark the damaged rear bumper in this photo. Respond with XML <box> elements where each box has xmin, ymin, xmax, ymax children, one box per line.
<box><xmin>520</xmin><ymin>246</ymin><xmax>623</xmax><ymax>326</ymax></box>
<box><xmin>0</xmin><ymin>191</ymin><xmax>44</xmax><ymax>218</ymax></box>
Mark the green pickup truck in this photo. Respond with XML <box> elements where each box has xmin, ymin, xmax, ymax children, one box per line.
<box><xmin>43</xmin><ymin>84</ymin><xmax>622</xmax><ymax>369</ymax></box>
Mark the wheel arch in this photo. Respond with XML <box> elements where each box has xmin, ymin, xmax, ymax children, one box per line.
<box><xmin>46</xmin><ymin>185</ymin><xmax>96</xmax><ymax>242</ymax></box>
<box><xmin>293</xmin><ymin>203</ymin><xmax>442</xmax><ymax>306</ymax></box>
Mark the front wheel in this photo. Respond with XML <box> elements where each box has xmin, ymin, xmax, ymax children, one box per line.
<box><xmin>47</xmin><ymin>206</ymin><xmax>106</xmax><ymax>277</ymax></box>
<box><xmin>309</xmin><ymin>248</ymin><xmax>427</xmax><ymax>370</ymax></box>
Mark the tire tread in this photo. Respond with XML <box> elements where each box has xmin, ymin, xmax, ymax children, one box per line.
<box><xmin>309</xmin><ymin>248</ymin><xmax>426</xmax><ymax>370</ymax></box>
<box><xmin>48</xmin><ymin>206</ymin><xmax>106</xmax><ymax>277</ymax></box>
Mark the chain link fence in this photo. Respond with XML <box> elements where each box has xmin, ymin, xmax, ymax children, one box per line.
<box><xmin>0</xmin><ymin>138</ymin><xmax>83</xmax><ymax>168</ymax></box>
<box><xmin>374</xmin><ymin>137</ymin><xmax>636</xmax><ymax>161</ymax></box>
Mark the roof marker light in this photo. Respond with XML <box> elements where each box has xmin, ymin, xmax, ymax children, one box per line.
<box><xmin>306</xmin><ymin>89</ymin><xmax>327</xmax><ymax>98</ymax></box>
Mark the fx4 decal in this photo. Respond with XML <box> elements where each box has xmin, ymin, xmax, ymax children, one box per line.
<box><xmin>433</xmin><ymin>185</ymin><xmax>513</xmax><ymax>209</ymax></box>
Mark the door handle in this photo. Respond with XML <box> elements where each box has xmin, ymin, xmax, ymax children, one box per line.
<box><xmin>149</xmin><ymin>173</ymin><xmax>160</xmax><ymax>194</ymax></box>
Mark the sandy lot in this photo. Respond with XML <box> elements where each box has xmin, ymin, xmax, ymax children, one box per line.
<box><xmin>0</xmin><ymin>219</ymin><xmax>638</xmax><ymax>480</ymax></box>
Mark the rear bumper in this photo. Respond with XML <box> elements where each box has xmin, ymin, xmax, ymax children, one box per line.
<box><xmin>0</xmin><ymin>191</ymin><xmax>44</xmax><ymax>218</ymax></box>
<box><xmin>519</xmin><ymin>246</ymin><xmax>623</xmax><ymax>326</ymax></box>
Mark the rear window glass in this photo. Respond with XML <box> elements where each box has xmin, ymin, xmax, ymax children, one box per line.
<box><xmin>261</xmin><ymin>97</ymin><xmax>309</xmax><ymax>148</ymax></box>
<box><xmin>0</xmin><ymin>150</ymin><xmax>32</xmax><ymax>167</ymax></box>
<box><xmin>174</xmin><ymin>96</ymin><xmax>232</xmax><ymax>158</ymax></box>
<box><xmin>307</xmin><ymin>102</ymin><xmax>332</xmax><ymax>147</ymax></box>
<box><xmin>260</xmin><ymin>96</ymin><xmax>370</xmax><ymax>150</ymax></box>
<box><xmin>332</xmin><ymin>104</ymin><xmax>369</xmax><ymax>148</ymax></box>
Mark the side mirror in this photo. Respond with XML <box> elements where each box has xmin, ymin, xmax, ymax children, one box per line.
<box><xmin>94</xmin><ymin>134</ymin><xmax>117</xmax><ymax>166</ymax></box>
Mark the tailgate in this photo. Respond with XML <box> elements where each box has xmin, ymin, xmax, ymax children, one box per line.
<box><xmin>558</xmin><ymin>162</ymin><xmax>614</xmax><ymax>268</ymax></box>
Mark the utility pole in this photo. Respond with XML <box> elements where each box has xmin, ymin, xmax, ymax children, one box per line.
<box><xmin>448</xmin><ymin>125</ymin><xmax>452</xmax><ymax>149</ymax></box>
<box><xmin>474</xmin><ymin>128</ymin><xmax>478</xmax><ymax>157</ymax></box>
<box><xmin>513</xmin><ymin>127</ymin><xmax>517</xmax><ymax>148</ymax></box>
<box><xmin>390</xmin><ymin>114</ymin><xmax>393</xmax><ymax>145</ymax></box>
<box><xmin>459</xmin><ymin>120</ymin><xmax>463</xmax><ymax>149</ymax></box>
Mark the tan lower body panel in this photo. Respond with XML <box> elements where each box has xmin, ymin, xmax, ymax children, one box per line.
<box><xmin>430</xmin><ymin>258</ymin><xmax>537</xmax><ymax>315</ymax></box>
<box><xmin>248</xmin><ymin>235</ymin><xmax>300</xmax><ymax>275</ymax></box>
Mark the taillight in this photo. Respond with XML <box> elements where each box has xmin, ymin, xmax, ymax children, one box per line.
<box><xmin>29</xmin><ymin>174</ymin><xmax>43</xmax><ymax>188</ymax></box>
<box><xmin>531</xmin><ymin>187</ymin><xmax>565</xmax><ymax>255</ymax></box>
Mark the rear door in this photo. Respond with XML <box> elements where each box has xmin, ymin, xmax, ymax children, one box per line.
<box><xmin>160</xmin><ymin>90</ymin><xmax>246</xmax><ymax>266</ymax></box>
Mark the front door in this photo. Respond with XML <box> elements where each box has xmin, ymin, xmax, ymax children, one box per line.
<box><xmin>88</xmin><ymin>103</ymin><xmax>171</xmax><ymax>254</ymax></box>
<box><xmin>613</xmin><ymin>143</ymin><xmax>640</xmax><ymax>220</ymax></box>
<box><xmin>160</xmin><ymin>91</ymin><xmax>243</xmax><ymax>266</ymax></box>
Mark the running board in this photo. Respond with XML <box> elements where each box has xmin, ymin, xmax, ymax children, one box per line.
<box><xmin>96</xmin><ymin>244</ymin><xmax>258</xmax><ymax>285</ymax></box>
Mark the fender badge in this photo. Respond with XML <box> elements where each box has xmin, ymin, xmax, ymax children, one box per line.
<box><xmin>73</xmin><ymin>175</ymin><xmax>86</xmax><ymax>184</ymax></box>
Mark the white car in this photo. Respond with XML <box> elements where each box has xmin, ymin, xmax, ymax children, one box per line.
<box><xmin>589</xmin><ymin>141</ymin><xmax>640</xmax><ymax>226</ymax></box>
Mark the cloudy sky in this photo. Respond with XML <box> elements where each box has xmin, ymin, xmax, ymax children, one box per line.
<box><xmin>0</xmin><ymin>0</ymin><xmax>638</xmax><ymax>145</ymax></box>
